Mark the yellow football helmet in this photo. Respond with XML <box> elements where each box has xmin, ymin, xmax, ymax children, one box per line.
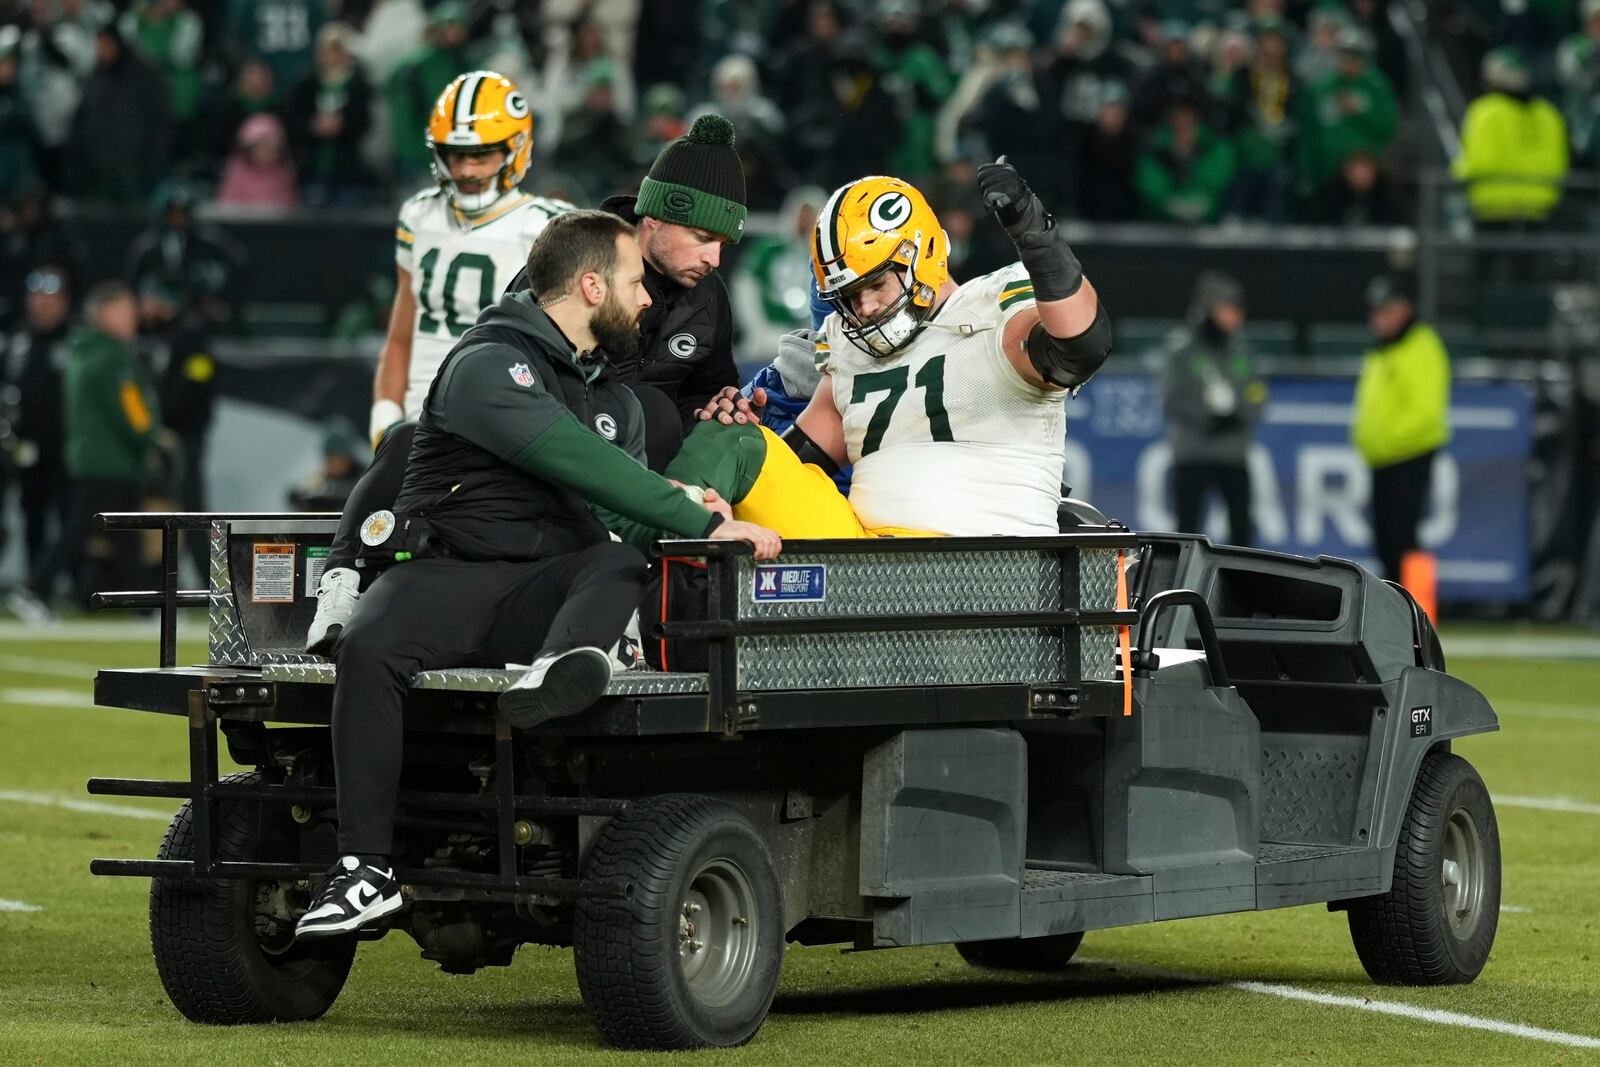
<box><xmin>426</xmin><ymin>70</ymin><xmax>533</xmax><ymax>215</ymax></box>
<box><xmin>812</xmin><ymin>175</ymin><xmax>950</xmax><ymax>356</ymax></box>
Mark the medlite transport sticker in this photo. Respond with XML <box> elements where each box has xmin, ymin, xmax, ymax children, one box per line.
<box><xmin>1410</xmin><ymin>705</ymin><xmax>1433</xmax><ymax>738</ymax></box>
<box><xmin>753</xmin><ymin>564</ymin><xmax>826</xmax><ymax>603</ymax></box>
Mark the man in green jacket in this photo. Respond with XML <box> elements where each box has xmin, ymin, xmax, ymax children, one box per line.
<box><xmin>1134</xmin><ymin>96</ymin><xmax>1238</xmax><ymax>223</ymax></box>
<box><xmin>387</xmin><ymin>2</ymin><xmax>473</xmax><ymax>184</ymax></box>
<box><xmin>1296</xmin><ymin>27</ymin><xmax>1397</xmax><ymax>200</ymax></box>
<box><xmin>53</xmin><ymin>281</ymin><xmax>162</xmax><ymax>604</ymax></box>
<box><xmin>1350</xmin><ymin>275</ymin><xmax>1450</xmax><ymax>582</ymax></box>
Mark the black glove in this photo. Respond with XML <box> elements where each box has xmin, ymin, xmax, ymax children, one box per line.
<box><xmin>976</xmin><ymin>156</ymin><xmax>1038</xmax><ymax>233</ymax></box>
<box><xmin>975</xmin><ymin>156</ymin><xmax>1083</xmax><ymax>301</ymax></box>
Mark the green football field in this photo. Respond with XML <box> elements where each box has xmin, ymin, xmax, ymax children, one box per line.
<box><xmin>0</xmin><ymin>621</ymin><xmax>1596</xmax><ymax>1065</ymax></box>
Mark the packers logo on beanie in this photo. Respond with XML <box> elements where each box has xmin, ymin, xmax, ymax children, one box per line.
<box><xmin>634</xmin><ymin>114</ymin><xmax>748</xmax><ymax>243</ymax></box>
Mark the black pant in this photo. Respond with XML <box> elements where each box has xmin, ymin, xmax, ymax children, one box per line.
<box><xmin>1371</xmin><ymin>451</ymin><xmax>1435</xmax><ymax>582</ymax></box>
<box><xmin>326</xmin><ymin>421</ymin><xmax>417</xmax><ymax>574</ymax></box>
<box><xmin>16</xmin><ymin>459</ymin><xmax>71</xmax><ymax>577</ymax></box>
<box><xmin>330</xmin><ymin>541</ymin><xmax>646</xmax><ymax>854</ymax></box>
<box><xmin>1172</xmin><ymin>460</ymin><xmax>1253</xmax><ymax>547</ymax></box>
<box><xmin>176</xmin><ymin>429</ymin><xmax>210</xmax><ymax>582</ymax></box>
<box><xmin>30</xmin><ymin>479</ymin><xmax>144</xmax><ymax>605</ymax></box>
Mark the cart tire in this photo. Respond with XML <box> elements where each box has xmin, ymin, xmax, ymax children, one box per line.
<box><xmin>149</xmin><ymin>771</ymin><xmax>355</xmax><ymax>1023</ymax></box>
<box><xmin>574</xmin><ymin>794</ymin><xmax>784</xmax><ymax>1049</ymax></box>
<box><xmin>956</xmin><ymin>931</ymin><xmax>1084</xmax><ymax>971</ymax></box>
<box><xmin>1347</xmin><ymin>750</ymin><xmax>1500</xmax><ymax>985</ymax></box>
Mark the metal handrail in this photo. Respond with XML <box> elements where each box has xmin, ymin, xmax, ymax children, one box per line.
<box><xmin>91</xmin><ymin>511</ymin><xmax>342</xmax><ymax>667</ymax></box>
<box><xmin>1133</xmin><ymin>589</ymin><xmax>1232</xmax><ymax>688</ymax></box>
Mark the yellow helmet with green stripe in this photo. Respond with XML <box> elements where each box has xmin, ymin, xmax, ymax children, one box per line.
<box><xmin>812</xmin><ymin>175</ymin><xmax>949</xmax><ymax>357</ymax></box>
<box><xmin>425</xmin><ymin>70</ymin><xmax>533</xmax><ymax>215</ymax></box>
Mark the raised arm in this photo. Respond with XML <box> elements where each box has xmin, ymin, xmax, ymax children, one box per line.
<box><xmin>977</xmin><ymin>158</ymin><xmax>1113</xmax><ymax>393</ymax></box>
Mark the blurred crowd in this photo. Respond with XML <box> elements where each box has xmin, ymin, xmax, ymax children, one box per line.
<box><xmin>0</xmin><ymin>0</ymin><xmax>1591</xmax><ymax>226</ymax></box>
<box><xmin>1</xmin><ymin>0</ymin><xmax>1596</xmax><ymax>617</ymax></box>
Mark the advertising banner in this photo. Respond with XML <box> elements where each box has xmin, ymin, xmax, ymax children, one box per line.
<box><xmin>1065</xmin><ymin>374</ymin><xmax>1534</xmax><ymax>601</ymax></box>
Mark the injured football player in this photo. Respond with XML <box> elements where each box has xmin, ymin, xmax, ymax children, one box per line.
<box><xmin>664</xmin><ymin>159</ymin><xmax>1113</xmax><ymax>538</ymax></box>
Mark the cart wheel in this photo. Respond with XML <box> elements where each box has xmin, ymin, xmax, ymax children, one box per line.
<box><xmin>149</xmin><ymin>771</ymin><xmax>355</xmax><ymax>1023</ymax></box>
<box><xmin>1347</xmin><ymin>750</ymin><xmax>1500</xmax><ymax>984</ymax></box>
<box><xmin>956</xmin><ymin>931</ymin><xmax>1084</xmax><ymax>971</ymax></box>
<box><xmin>574</xmin><ymin>794</ymin><xmax>784</xmax><ymax>1050</ymax></box>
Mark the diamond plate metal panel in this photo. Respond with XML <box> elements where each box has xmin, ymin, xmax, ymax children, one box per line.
<box><xmin>733</xmin><ymin>548</ymin><xmax>1072</xmax><ymax>689</ymax></box>
<box><xmin>208</xmin><ymin>520</ymin><xmax>253</xmax><ymax>667</ymax></box>
<box><xmin>1260</xmin><ymin>739</ymin><xmax>1364</xmax><ymax>843</ymax></box>
<box><xmin>261</xmin><ymin>662</ymin><xmax>337</xmax><ymax>685</ymax></box>
<box><xmin>737</xmin><ymin>627</ymin><xmax>1065</xmax><ymax>690</ymax></box>
<box><xmin>260</xmin><ymin>662</ymin><xmax>708</xmax><ymax>696</ymax></box>
<box><xmin>1257</xmin><ymin>843</ymin><xmax>1362</xmax><ymax>864</ymax></box>
<box><xmin>1081</xmin><ymin>625</ymin><xmax>1118</xmax><ymax>681</ymax></box>
<box><xmin>1079</xmin><ymin>548</ymin><xmax>1121</xmax><ymax>612</ymax></box>
<box><xmin>1022</xmin><ymin>869</ymin><xmax>1128</xmax><ymax>890</ymax></box>
<box><xmin>736</xmin><ymin>550</ymin><xmax>1062</xmax><ymax>618</ymax></box>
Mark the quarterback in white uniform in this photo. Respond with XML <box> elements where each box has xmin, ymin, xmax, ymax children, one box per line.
<box><xmin>679</xmin><ymin>165</ymin><xmax>1112</xmax><ymax>539</ymax></box>
<box><xmin>307</xmin><ymin>71</ymin><xmax>571</xmax><ymax>655</ymax></box>
<box><xmin>371</xmin><ymin>70</ymin><xmax>572</xmax><ymax>440</ymax></box>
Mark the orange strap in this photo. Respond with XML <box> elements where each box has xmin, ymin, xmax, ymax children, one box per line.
<box><xmin>1116</xmin><ymin>549</ymin><xmax>1132</xmax><ymax>717</ymax></box>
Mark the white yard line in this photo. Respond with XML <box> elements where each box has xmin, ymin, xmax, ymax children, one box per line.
<box><xmin>0</xmin><ymin>789</ymin><xmax>172</xmax><ymax>821</ymax></box>
<box><xmin>0</xmin><ymin>619</ymin><xmax>205</xmax><ymax>643</ymax></box>
<box><xmin>0</xmin><ymin>688</ymin><xmax>89</xmax><ymax>709</ymax></box>
<box><xmin>0</xmin><ymin>655</ymin><xmax>100</xmax><ymax>680</ymax></box>
<box><xmin>1494</xmin><ymin>701</ymin><xmax>1600</xmax><ymax>724</ymax></box>
<box><xmin>1230</xmin><ymin>981</ymin><xmax>1600</xmax><ymax>1050</ymax></box>
<box><xmin>0</xmin><ymin>899</ymin><xmax>43</xmax><ymax>913</ymax></box>
<box><xmin>1442</xmin><ymin>636</ymin><xmax>1600</xmax><ymax>660</ymax></box>
<box><xmin>1082</xmin><ymin>959</ymin><xmax>1600</xmax><ymax>1050</ymax></box>
<box><xmin>1496</xmin><ymin>795</ymin><xmax>1600</xmax><ymax>816</ymax></box>
<box><xmin>1500</xmin><ymin>905</ymin><xmax>1532</xmax><ymax>914</ymax></box>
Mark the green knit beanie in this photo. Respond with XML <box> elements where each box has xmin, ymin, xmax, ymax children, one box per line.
<box><xmin>634</xmin><ymin>114</ymin><xmax>747</xmax><ymax>243</ymax></box>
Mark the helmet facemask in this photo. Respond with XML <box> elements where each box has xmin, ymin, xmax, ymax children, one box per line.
<box><xmin>429</xmin><ymin>138</ymin><xmax>522</xmax><ymax>216</ymax></box>
<box><xmin>824</xmin><ymin>239</ymin><xmax>937</xmax><ymax>357</ymax></box>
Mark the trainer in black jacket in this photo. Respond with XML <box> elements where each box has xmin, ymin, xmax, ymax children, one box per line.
<box><xmin>310</xmin><ymin>212</ymin><xmax>777</xmax><ymax>895</ymax></box>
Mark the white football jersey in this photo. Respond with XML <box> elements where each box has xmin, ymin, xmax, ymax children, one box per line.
<box><xmin>395</xmin><ymin>189</ymin><xmax>573</xmax><ymax>416</ymax></box>
<box><xmin>818</xmin><ymin>263</ymin><xmax>1066</xmax><ymax>536</ymax></box>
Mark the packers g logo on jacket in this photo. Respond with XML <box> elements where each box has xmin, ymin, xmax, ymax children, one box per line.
<box><xmin>812</xmin><ymin>176</ymin><xmax>950</xmax><ymax>357</ymax></box>
<box><xmin>426</xmin><ymin>71</ymin><xmax>533</xmax><ymax>216</ymax></box>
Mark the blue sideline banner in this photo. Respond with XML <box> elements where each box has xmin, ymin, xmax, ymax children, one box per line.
<box><xmin>1064</xmin><ymin>374</ymin><xmax>1534</xmax><ymax>602</ymax></box>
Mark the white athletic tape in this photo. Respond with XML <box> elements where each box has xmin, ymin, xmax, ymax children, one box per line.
<box><xmin>1496</xmin><ymin>795</ymin><xmax>1600</xmax><ymax>816</ymax></box>
<box><xmin>0</xmin><ymin>790</ymin><xmax>172</xmax><ymax>821</ymax></box>
<box><xmin>1080</xmin><ymin>959</ymin><xmax>1600</xmax><ymax>1050</ymax></box>
<box><xmin>0</xmin><ymin>899</ymin><xmax>42</xmax><ymax>912</ymax></box>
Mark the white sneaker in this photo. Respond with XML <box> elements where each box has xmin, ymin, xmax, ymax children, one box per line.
<box><xmin>305</xmin><ymin>567</ymin><xmax>361</xmax><ymax>655</ymax></box>
<box><xmin>294</xmin><ymin>855</ymin><xmax>402</xmax><ymax>940</ymax></box>
<box><xmin>614</xmin><ymin>610</ymin><xmax>645</xmax><ymax>671</ymax></box>
<box><xmin>498</xmin><ymin>646</ymin><xmax>613</xmax><ymax>729</ymax></box>
<box><xmin>6</xmin><ymin>588</ymin><xmax>54</xmax><ymax>628</ymax></box>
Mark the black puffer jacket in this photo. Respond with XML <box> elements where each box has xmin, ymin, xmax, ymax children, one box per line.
<box><xmin>505</xmin><ymin>195</ymin><xmax>739</xmax><ymax>427</ymax></box>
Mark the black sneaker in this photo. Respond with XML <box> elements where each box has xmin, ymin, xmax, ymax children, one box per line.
<box><xmin>498</xmin><ymin>646</ymin><xmax>613</xmax><ymax>729</ymax></box>
<box><xmin>294</xmin><ymin>855</ymin><xmax>402</xmax><ymax>940</ymax></box>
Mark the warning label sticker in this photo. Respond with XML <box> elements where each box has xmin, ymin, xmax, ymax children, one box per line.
<box><xmin>251</xmin><ymin>543</ymin><xmax>296</xmax><ymax>603</ymax></box>
<box><xmin>305</xmin><ymin>546</ymin><xmax>329</xmax><ymax>598</ymax></box>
